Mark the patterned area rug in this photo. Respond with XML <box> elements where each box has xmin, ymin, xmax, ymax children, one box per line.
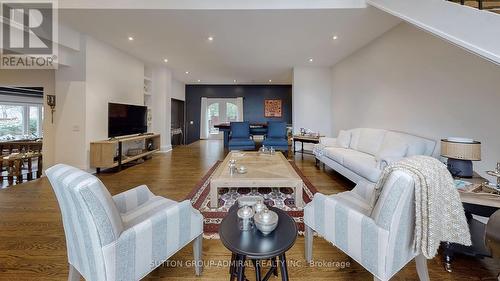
<box><xmin>185</xmin><ymin>160</ymin><xmax>318</xmax><ymax>239</ymax></box>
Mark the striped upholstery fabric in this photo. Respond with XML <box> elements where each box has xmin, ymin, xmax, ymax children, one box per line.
<box><xmin>304</xmin><ymin>170</ymin><xmax>417</xmax><ymax>281</ymax></box>
<box><xmin>46</xmin><ymin>164</ymin><xmax>203</xmax><ymax>281</ymax></box>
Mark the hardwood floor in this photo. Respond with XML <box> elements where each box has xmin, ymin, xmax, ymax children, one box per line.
<box><xmin>0</xmin><ymin>140</ymin><xmax>499</xmax><ymax>280</ymax></box>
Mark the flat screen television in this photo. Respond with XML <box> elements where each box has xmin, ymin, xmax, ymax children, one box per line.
<box><xmin>108</xmin><ymin>102</ymin><xmax>147</xmax><ymax>138</ymax></box>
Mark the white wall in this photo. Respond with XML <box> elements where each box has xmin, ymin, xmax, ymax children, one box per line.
<box><xmin>292</xmin><ymin>66</ymin><xmax>333</xmax><ymax>136</ymax></box>
<box><xmin>151</xmin><ymin>66</ymin><xmax>172</xmax><ymax>151</ymax></box>
<box><xmin>55</xmin><ymin>32</ymin><xmax>145</xmax><ymax>169</ymax></box>
<box><xmin>55</xmin><ymin>34</ymin><xmax>87</xmax><ymax>169</ymax></box>
<box><xmin>84</xmin><ymin>35</ymin><xmax>144</xmax><ymax>162</ymax></box>
<box><xmin>330</xmin><ymin>23</ymin><xmax>500</xmax><ymax>178</ymax></box>
<box><xmin>0</xmin><ymin>70</ymin><xmax>56</xmax><ymax>169</ymax></box>
<box><xmin>172</xmin><ymin>79</ymin><xmax>186</xmax><ymax>101</ymax></box>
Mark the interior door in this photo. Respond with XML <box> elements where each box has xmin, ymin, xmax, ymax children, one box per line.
<box><xmin>171</xmin><ymin>98</ymin><xmax>185</xmax><ymax>145</ymax></box>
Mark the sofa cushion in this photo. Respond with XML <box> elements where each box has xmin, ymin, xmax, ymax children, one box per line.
<box><xmin>376</xmin><ymin>141</ymin><xmax>408</xmax><ymax>163</ymax></box>
<box><xmin>343</xmin><ymin>151</ymin><xmax>382</xmax><ymax>182</ymax></box>
<box><xmin>336</xmin><ymin>130</ymin><xmax>351</xmax><ymax>148</ymax></box>
<box><xmin>383</xmin><ymin>131</ymin><xmax>428</xmax><ymax>156</ymax></box>
<box><xmin>354</xmin><ymin>128</ymin><xmax>387</xmax><ymax>156</ymax></box>
<box><xmin>324</xmin><ymin>147</ymin><xmax>357</xmax><ymax>165</ymax></box>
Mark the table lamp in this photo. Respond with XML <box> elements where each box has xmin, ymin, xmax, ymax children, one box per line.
<box><xmin>441</xmin><ymin>138</ymin><xmax>481</xmax><ymax>178</ymax></box>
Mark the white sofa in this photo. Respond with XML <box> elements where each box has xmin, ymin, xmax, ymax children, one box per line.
<box><xmin>314</xmin><ymin>128</ymin><xmax>436</xmax><ymax>184</ymax></box>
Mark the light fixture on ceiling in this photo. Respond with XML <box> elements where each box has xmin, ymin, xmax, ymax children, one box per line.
<box><xmin>185</xmin><ymin>71</ymin><xmax>190</xmax><ymax>74</ymax></box>
<box><xmin>128</xmin><ymin>36</ymin><xmax>134</xmax><ymax>41</ymax></box>
<box><xmin>332</xmin><ymin>35</ymin><xmax>338</xmax><ymax>40</ymax></box>
<box><xmin>197</xmin><ymin>79</ymin><xmax>201</xmax><ymax>82</ymax></box>
<box><xmin>268</xmin><ymin>79</ymin><xmax>272</xmax><ymax>83</ymax></box>
<box><xmin>163</xmin><ymin>58</ymin><xmax>168</xmax><ymax>63</ymax></box>
<box><xmin>208</xmin><ymin>36</ymin><xmax>214</xmax><ymax>41</ymax></box>
<box><xmin>308</xmin><ymin>58</ymin><xmax>313</xmax><ymax>62</ymax></box>
<box><xmin>233</xmin><ymin>79</ymin><xmax>237</xmax><ymax>83</ymax></box>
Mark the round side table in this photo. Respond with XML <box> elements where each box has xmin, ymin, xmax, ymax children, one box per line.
<box><xmin>219</xmin><ymin>205</ymin><xmax>297</xmax><ymax>281</ymax></box>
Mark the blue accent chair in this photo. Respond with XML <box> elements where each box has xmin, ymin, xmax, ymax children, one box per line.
<box><xmin>263</xmin><ymin>121</ymin><xmax>289</xmax><ymax>151</ymax></box>
<box><xmin>228</xmin><ymin>122</ymin><xmax>256</xmax><ymax>151</ymax></box>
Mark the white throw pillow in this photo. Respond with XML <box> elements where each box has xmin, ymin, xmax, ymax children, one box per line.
<box><xmin>336</xmin><ymin>130</ymin><xmax>351</xmax><ymax>148</ymax></box>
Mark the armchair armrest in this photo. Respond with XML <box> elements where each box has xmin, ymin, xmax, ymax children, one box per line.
<box><xmin>112</xmin><ymin>185</ymin><xmax>154</xmax><ymax>213</ymax></box>
<box><xmin>102</xmin><ymin>200</ymin><xmax>203</xmax><ymax>281</ymax></box>
<box><xmin>319</xmin><ymin>137</ymin><xmax>337</xmax><ymax>147</ymax></box>
<box><xmin>304</xmin><ymin>193</ymin><xmax>389</xmax><ymax>278</ymax></box>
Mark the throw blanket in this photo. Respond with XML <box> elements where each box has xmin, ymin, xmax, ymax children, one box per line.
<box><xmin>374</xmin><ymin>155</ymin><xmax>471</xmax><ymax>259</ymax></box>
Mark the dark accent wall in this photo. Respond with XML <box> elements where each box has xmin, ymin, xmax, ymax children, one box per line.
<box><xmin>185</xmin><ymin>84</ymin><xmax>292</xmax><ymax>144</ymax></box>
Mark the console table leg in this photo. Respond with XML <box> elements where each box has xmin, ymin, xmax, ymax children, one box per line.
<box><xmin>279</xmin><ymin>254</ymin><xmax>289</xmax><ymax>281</ymax></box>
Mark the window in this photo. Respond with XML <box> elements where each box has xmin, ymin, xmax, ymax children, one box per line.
<box><xmin>0</xmin><ymin>102</ymin><xmax>43</xmax><ymax>140</ymax></box>
<box><xmin>226</xmin><ymin>102</ymin><xmax>238</xmax><ymax>122</ymax></box>
<box><xmin>0</xmin><ymin>104</ymin><xmax>25</xmax><ymax>137</ymax></box>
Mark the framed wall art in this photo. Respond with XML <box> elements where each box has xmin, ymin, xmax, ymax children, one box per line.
<box><xmin>264</xmin><ymin>99</ymin><xmax>282</xmax><ymax>118</ymax></box>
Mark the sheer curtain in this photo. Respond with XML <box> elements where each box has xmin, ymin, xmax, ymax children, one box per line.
<box><xmin>200</xmin><ymin>97</ymin><xmax>209</xmax><ymax>139</ymax></box>
<box><xmin>235</xmin><ymin>97</ymin><xmax>244</xmax><ymax>121</ymax></box>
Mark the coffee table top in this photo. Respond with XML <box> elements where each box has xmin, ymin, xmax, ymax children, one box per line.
<box><xmin>211</xmin><ymin>152</ymin><xmax>302</xmax><ymax>186</ymax></box>
<box><xmin>219</xmin><ymin>205</ymin><xmax>297</xmax><ymax>259</ymax></box>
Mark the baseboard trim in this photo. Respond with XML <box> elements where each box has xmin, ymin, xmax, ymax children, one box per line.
<box><xmin>160</xmin><ymin>145</ymin><xmax>173</xmax><ymax>152</ymax></box>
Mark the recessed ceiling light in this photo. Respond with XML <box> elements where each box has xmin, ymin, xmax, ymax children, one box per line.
<box><xmin>308</xmin><ymin>58</ymin><xmax>314</xmax><ymax>62</ymax></box>
<box><xmin>233</xmin><ymin>79</ymin><xmax>237</xmax><ymax>83</ymax></box>
<box><xmin>208</xmin><ymin>36</ymin><xmax>214</xmax><ymax>41</ymax></box>
<box><xmin>128</xmin><ymin>36</ymin><xmax>134</xmax><ymax>41</ymax></box>
<box><xmin>332</xmin><ymin>35</ymin><xmax>338</xmax><ymax>40</ymax></box>
<box><xmin>185</xmin><ymin>71</ymin><xmax>190</xmax><ymax>74</ymax></box>
<box><xmin>197</xmin><ymin>79</ymin><xmax>201</xmax><ymax>82</ymax></box>
<box><xmin>163</xmin><ymin>58</ymin><xmax>168</xmax><ymax>63</ymax></box>
<box><xmin>268</xmin><ymin>79</ymin><xmax>272</xmax><ymax>83</ymax></box>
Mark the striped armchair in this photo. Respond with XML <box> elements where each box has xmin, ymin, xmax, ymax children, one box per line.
<box><xmin>304</xmin><ymin>170</ymin><xmax>430</xmax><ymax>281</ymax></box>
<box><xmin>46</xmin><ymin>164</ymin><xmax>203</xmax><ymax>281</ymax></box>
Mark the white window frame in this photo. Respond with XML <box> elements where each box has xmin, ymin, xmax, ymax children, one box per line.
<box><xmin>0</xmin><ymin>100</ymin><xmax>44</xmax><ymax>138</ymax></box>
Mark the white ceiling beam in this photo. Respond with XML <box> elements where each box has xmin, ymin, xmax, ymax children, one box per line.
<box><xmin>59</xmin><ymin>0</ymin><xmax>366</xmax><ymax>10</ymax></box>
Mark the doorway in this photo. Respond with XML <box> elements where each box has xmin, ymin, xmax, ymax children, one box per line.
<box><xmin>171</xmin><ymin>98</ymin><xmax>185</xmax><ymax>146</ymax></box>
<box><xmin>200</xmin><ymin>97</ymin><xmax>243</xmax><ymax>140</ymax></box>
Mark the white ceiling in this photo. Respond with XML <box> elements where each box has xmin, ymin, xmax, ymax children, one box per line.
<box><xmin>59</xmin><ymin>7</ymin><xmax>400</xmax><ymax>84</ymax></box>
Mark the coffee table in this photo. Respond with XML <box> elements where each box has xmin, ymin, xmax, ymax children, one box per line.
<box><xmin>219</xmin><ymin>205</ymin><xmax>297</xmax><ymax>281</ymax></box>
<box><xmin>210</xmin><ymin>152</ymin><xmax>304</xmax><ymax>208</ymax></box>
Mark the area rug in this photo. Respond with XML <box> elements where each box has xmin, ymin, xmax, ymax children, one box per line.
<box><xmin>185</xmin><ymin>160</ymin><xmax>318</xmax><ymax>239</ymax></box>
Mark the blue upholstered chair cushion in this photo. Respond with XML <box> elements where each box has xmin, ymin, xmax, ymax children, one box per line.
<box><xmin>266</xmin><ymin>121</ymin><xmax>286</xmax><ymax>139</ymax></box>
<box><xmin>229</xmin><ymin>138</ymin><xmax>256</xmax><ymax>147</ymax></box>
<box><xmin>262</xmin><ymin>138</ymin><xmax>288</xmax><ymax>147</ymax></box>
<box><xmin>230</xmin><ymin>122</ymin><xmax>250</xmax><ymax>139</ymax></box>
